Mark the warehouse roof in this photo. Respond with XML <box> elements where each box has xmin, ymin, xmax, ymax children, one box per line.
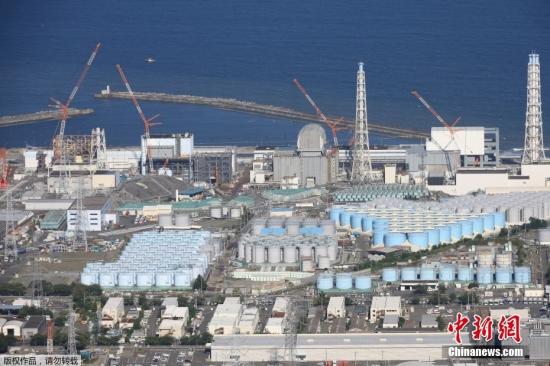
<box><xmin>23</xmin><ymin>315</ymin><xmax>47</xmax><ymax>329</ymax></box>
<box><xmin>371</xmin><ymin>296</ymin><xmax>401</xmax><ymax>310</ymax></box>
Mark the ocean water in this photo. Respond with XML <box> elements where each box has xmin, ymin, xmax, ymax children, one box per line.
<box><xmin>1</xmin><ymin>0</ymin><xmax>549</xmax><ymax>149</ymax></box>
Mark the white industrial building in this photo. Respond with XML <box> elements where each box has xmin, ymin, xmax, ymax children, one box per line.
<box><xmin>264</xmin><ymin>317</ymin><xmax>285</xmax><ymax>334</ymax></box>
<box><xmin>161</xmin><ymin>306</ymin><xmax>189</xmax><ymax>323</ymax></box>
<box><xmin>158</xmin><ymin>319</ymin><xmax>186</xmax><ymax>338</ymax></box>
<box><xmin>327</xmin><ymin>296</ymin><xmax>346</xmax><ymax>319</ymax></box>
<box><xmin>238</xmin><ymin>307</ymin><xmax>259</xmax><ymax>334</ymax></box>
<box><xmin>2</xmin><ymin>320</ymin><xmax>24</xmax><ymax>337</ymax></box>
<box><xmin>140</xmin><ymin>133</ymin><xmax>194</xmax><ymax>176</ymax></box>
<box><xmin>210</xmin><ymin>333</ymin><xmax>469</xmax><ymax>362</ymax></box>
<box><xmin>271</xmin><ymin>297</ymin><xmax>288</xmax><ymax>317</ymax></box>
<box><xmin>382</xmin><ymin>314</ymin><xmax>400</xmax><ymax>328</ymax></box>
<box><xmin>369</xmin><ymin>296</ymin><xmax>402</xmax><ymax>323</ymax></box>
<box><xmin>101</xmin><ymin>297</ymin><xmax>125</xmax><ymax>328</ymax></box>
<box><xmin>67</xmin><ymin>195</ymin><xmax>114</xmax><ymax>232</ymax></box>
<box><xmin>208</xmin><ymin>297</ymin><xmax>244</xmax><ymax>335</ymax></box>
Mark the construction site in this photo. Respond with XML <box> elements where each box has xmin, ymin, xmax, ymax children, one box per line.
<box><xmin>0</xmin><ymin>42</ymin><xmax>550</xmax><ymax>365</ymax></box>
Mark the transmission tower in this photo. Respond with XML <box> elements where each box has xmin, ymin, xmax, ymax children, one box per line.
<box><xmin>70</xmin><ymin>176</ymin><xmax>88</xmax><ymax>251</ymax></box>
<box><xmin>67</xmin><ymin>311</ymin><xmax>77</xmax><ymax>354</ymax></box>
<box><xmin>3</xmin><ymin>188</ymin><xmax>17</xmax><ymax>261</ymax></box>
<box><xmin>522</xmin><ymin>53</ymin><xmax>546</xmax><ymax>164</ymax></box>
<box><xmin>351</xmin><ymin>62</ymin><xmax>373</xmax><ymax>182</ymax></box>
<box><xmin>47</xmin><ymin>319</ymin><xmax>54</xmax><ymax>355</ymax></box>
<box><xmin>31</xmin><ymin>259</ymin><xmax>43</xmax><ymax>307</ymax></box>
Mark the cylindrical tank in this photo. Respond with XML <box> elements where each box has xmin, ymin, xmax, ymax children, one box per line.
<box><xmin>81</xmin><ymin>272</ymin><xmax>98</xmax><ymax>286</ymax></box>
<box><xmin>457</xmin><ymin>266</ymin><xmax>474</xmax><ymax>282</ymax></box>
<box><xmin>300</xmin><ymin>245</ymin><xmax>313</xmax><ymax>258</ymax></box>
<box><xmin>99</xmin><ymin>272</ymin><xmax>117</xmax><ymax>287</ymax></box>
<box><xmin>361</xmin><ymin>216</ymin><xmax>373</xmax><ymax>232</ymax></box>
<box><xmin>537</xmin><ymin>229</ymin><xmax>550</xmax><ymax>243</ymax></box>
<box><xmin>407</xmin><ymin>231</ymin><xmax>429</xmax><ymax>249</ymax></box>
<box><xmin>315</xmin><ymin>245</ymin><xmax>329</xmax><ymax>261</ymax></box>
<box><xmin>350</xmin><ymin>214</ymin><xmax>363</xmax><ymax>230</ymax></box>
<box><xmin>506</xmin><ymin>207</ymin><xmax>521</xmax><ymax>224</ymax></box>
<box><xmin>155</xmin><ymin>273</ymin><xmax>173</xmax><ymax>287</ymax></box>
<box><xmin>495</xmin><ymin>267</ymin><xmax>513</xmax><ymax>284</ymax></box>
<box><xmin>318</xmin><ymin>256</ymin><xmax>331</xmax><ymax>270</ymax></box>
<box><xmin>174</xmin><ymin>272</ymin><xmax>191</xmax><ymax>288</ymax></box>
<box><xmin>450</xmin><ymin>223</ymin><xmax>462</xmax><ymax>241</ymax></box>
<box><xmin>118</xmin><ymin>272</ymin><xmax>135</xmax><ymax>287</ymax></box>
<box><xmin>420</xmin><ymin>267</ymin><xmax>437</xmax><ymax>281</ymax></box>
<box><xmin>476</xmin><ymin>267</ymin><xmax>493</xmax><ymax>284</ymax></box>
<box><xmin>438</xmin><ymin>226</ymin><xmax>451</xmax><ymax>243</ymax></box>
<box><xmin>267</xmin><ymin>246</ymin><xmax>281</xmax><ymax>264</ymax></box>
<box><xmin>335</xmin><ymin>273</ymin><xmax>353</xmax><ymax>290</ymax></box>
<box><xmin>373</xmin><ymin>230</ymin><xmax>387</xmax><ymax>246</ymax></box>
<box><xmin>320</xmin><ymin>220</ymin><xmax>336</xmax><ymax>235</ymax></box>
<box><xmin>428</xmin><ymin>229</ymin><xmax>440</xmax><ymax>246</ymax></box>
<box><xmin>460</xmin><ymin>220</ymin><xmax>474</xmax><ymax>238</ymax></box>
<box><xmin>355</xmin><ymin>275</ymin><xmax>372</xmax><ymax>290</ymax></box>
<box><xmin>330</xmin><ymin>208</ymin><xmax>344</xmax><ymax>223</ymax></box>
<box><xmin>245</xmin><ymin>244</ymin><xmax>253</xmax><ymax>262</ymax></box>
<box><xmin>317</xmin><ymin>273</ymin><xmax>334</xmax><ymax>290</ymax></box>
<box><xmin>339</xmin><ymin>211</ymin><xmax>351</xmax><ymax>227</ymax></box>
<box><xmin>136</xmin><ymin>273</ymin><xmax>155</xmax><ymax>287</ymax></box>
<box><xmin>384</xmin><ymin>232</ymin><xmax>406</xmax><ymax>247</ymax></box>
<box><xmin>439</xmin><ymin>265</ymin><xmax>456</xmax><ymax>282</ymax></box>
<box><xmin>514</xmin><ymin>266</ymin><xmax>531</xmax><ymax>284</ymax></box>
<box><xmin>328</xmin><ymin>244</ymin><xmax>338</xmax><ymax>261</ymax></box>
<box><xmin>373</xmin><ymin>219</ymin><xmax>389</xmax><ymax>230</ymax></box>
<box><xmin>495</xmin><ymin>252</ymin><xmax>512</xmax><ymax>267</ymax></box>
<box><xmin>253</xmin><ymin>245</ymin><xmax>265</xmax><ymax>264</ymax></box>
<box><xmin>522</xmin><ymin>206</ymin><xmax>535</xmax><ymax>222</ymax></box>
<box><xmin>238</xmin><ymin>242</ymin><xmax>245</xmax><ymax>259</ymax></box>
<box><xmin>283</xmin><ymin>246</ymin><xmax>297</xmax><ymax>263</ymax></box>
<box><xmin>472</xmin><ymin>217</ymin><xmax>484</xmax><ymax>235</ymax></box>
<box><xmin>301</xmin><ymin>259</ymin><xmax>314</xmax><ymax>272</ymax></box>
<box><xmin>158</xmin><ymin>214</ymin><xmax>172</xmax><ymax>227</ymax></box>
<box><xmin>230</xmin><ymin>207</ymin><xmax>242</xmax><ymax>219</ymax></box>
<box><xmin>175</xmin><ymin>213</ymin><xmax>190</xmax><ymax>227</ymax></box>
<box><xmin>210</xmin><ymin>206</ymin><xmax>223</xmax><ymax>219</ymax></box>
<box><xmin>252</xmin><ymin>219</ymin><xmax>266</xmax><ymax>235</ymax></box>
<box><xmin>382</xmin><ymin>268</ymin><xmax>399</xmax><ymax>282</ymax></box>
<box><xmin>400</xmin><ymin>267</ymin><xmax>418</xmax><ymax>281</ymax></box>
<box><xmin>482</xmin><ymin>214</ymin><xmax>495</xmax><ymax>231</ymax></box>
<box><xmin>493</xmin><ymin>212</ymin><xmax>506</xmax><ymax>229</ymax></box>
<box><xmin>477</xmin><ymin>251</ymin><xmax>494</xmax><ymax>267</ymax></box>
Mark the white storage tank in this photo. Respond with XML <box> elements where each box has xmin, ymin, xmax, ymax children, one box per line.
<box><xmin>99</xmin><ymin>272</ymin><xmax>117</xmax><ymax>287</ymax></box>
<box><xmin>118</xmin><ymin>272</ymin><xmax>135</xmax><ymax>287</ymax></box>
<box><xmin>315</xmin><ymin>245</ymin><xmax>328</xmax><ymax>261</ymax></box>
<box><xmin>283</xmin><ymin>246</ymin><xmax>297</xmax><ymax>263</ymax></box>
<box><xmin>155</xmin><ymin>273</ymin><xmax>174</xmax><ymax>287</ymax></box>
<box><xmin>327</xmin><ymin>243</ymin><xmax>338</xmax><ymax>261</ymax></box>
<box><xmin>230</xmin><ymin>207</ymin><xmax>242</xmax><ymax>219</ymax></box>
<box><xmin>174</xmin><ymin>272</ymin><xmax>191</xmax><ymax>287</ymax></box>
<box><xmin>175</xmin><ymin>213</ymin><xmax>190</xmax><ymax>227</ymax></box>
<box><xmin>81</xmin><ymin>272</ymin><xmax>98</xmax><ymax>286</ymax></box>
<box><xmin>245</xmin><ymin>244</ymin><xmax>253</xmax><ymax>262</ymax></box>
<box><xmin>136</xmin><ymin>273</ymin><xmax>155</xmax><ymax>287</ymax></box>
<box><xmin>318</xmin><ymin>256</ymin><xmax>331</xmax><ymax>270</ymax></box>
<box><xmin>285</xmin><ymin>218</ymin><xmax>301</xmax><ymax>235</ymax></box>
<box><xmin>300</xmin><ymin>245</ymin><xmax>313</xmax><ymax>258</ymax></box>
<box><xmin>158</xmin><ymin>214</ymin><xmax>172</xmax><ymax>227</ymax></box>
<box><xmin>267</xmin><ymin>246</ymin><xmax>282</xmax><ymax>264</ymax></box>
<box><xmin>254</xmin><ymin>245</ymin><xmax>265</xmax><ymax>264</ymax></box>
<box><xmin>238</xmin><ymin>242</ymin><xmax>245</xmax><ymax>260</ymax></box>
<box><xmin>301</xmin><ymin>260</ymin><xmax>314</xmax><ymax>272</ymax></box>
<box><xmin>210</xmin><ymin>206</ymin><xmax>223</xmax><ymax>219</ymax></box>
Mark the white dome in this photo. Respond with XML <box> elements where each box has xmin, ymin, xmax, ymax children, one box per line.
<box><xmin>297</xmin><ymin>123</ymin><xmax>327</xmax><ymax>151</ymax></box>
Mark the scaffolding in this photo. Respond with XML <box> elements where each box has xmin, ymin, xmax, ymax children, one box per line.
<box><xmin>192</xmin><ymin>153</ymin><xmax>232</xmax><ymax>184</ymax></box>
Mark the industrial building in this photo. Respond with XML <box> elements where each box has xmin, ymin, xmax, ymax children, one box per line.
<box><xmin>66</xmin><ymin>195</ymin><xmax>114</xmax><ymax>232</ymax></box>
<box><xmin>326</xmin><ymin>296</ymin><xmax>346</xmax><ymax>318</ymax></box>
<box><xmin>161</xmin><ymin>306</ymin><xmax>189</xmax><ymax>322</ymax></box>
<box><xmin>210</xmin><ymin>333</ymin><xmax>468</xmax><ymax>362</ymax></box>
<box><xmin>21</xmin><ymin>316</ymin><xmax>47</xmax><ymax>340</ymax></box>
<box><xmin>157</xmin><ymin>319</ymin><xmax>186</xmax><ymax>338</ymax></box>
<box><xmin>101</xmin><ymin>297</ymin><xmax>125</xmax><ymax>328</ymax></box>
<box><xmin>140</xmin><ymin>133</ymin><xmax>193</xmax><ymax>178</ymax></box>
<box><xmin>369</xmin><ymin>296</ymin><xmax>402</xmax><ymax>323</ymax></box>
<box><xmin>208</xmin><ymin>297</ymin><xmax>244</xmax><ymax>335</ymax></box>
<box><xmin>81</xmin><ymin>230</ymin><xmax>219</xmax><ymax>289</ymax></box>
<box><xmin>39</xmin><ymin>210</ymin><xmax>67</xmax><ymax>230</ymax></box>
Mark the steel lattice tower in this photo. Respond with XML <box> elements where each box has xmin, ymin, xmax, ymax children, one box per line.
<box><xmin>67</xmin><ymin>311</ymin><xmax>77</xmax><ymax>354</ymax></box>
<box><xmin>351</xmin><ymin>62</ymin><xmax>373</xmax><ymax>182</ymax></box>
<box><xmin>70</xmin><ymin>176</ymin><xmax>88</xmax><ymax>251</ymax></box>
<box><xmin>522</xmin><ymin>53</ymin><xmax>546</xmax><ymax>164</ymax></box>
<box><xmin>3</xmin><ymin>188</ymin><xmax>17</xmax><ymax>261</ymax></box>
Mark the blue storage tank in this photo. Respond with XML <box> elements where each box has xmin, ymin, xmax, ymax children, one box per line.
<box><xmin>483</xmin><ymin>214</ymin><xmax>495</xmax><ymax>231</ymax></box>
<box><xmin>514</xmin><ymin>266</ymin><xmax>531</xmax><ymax>284</ymax></box>
<box><xmin>457</xmin><ymin>266</ymin><xmax>474</xmax><ymax>282</ymax></box>
<box><xmin>384</xmin><ymin>232</ymin><xmax>406</xmax><ymax>247</ymax></box>
<box><xmin>477</xmin><ymin>267</ymin><xmax>493</xmax><ymax>284</ymax></box>
<box><xmin>317</xmin><ymin>273</ymin><xmax>334</xmax><ymax>290</ymax></box>
<box><xmin>407</xmin><ymin>231</ymin><xmax>429</xmax><ymax>249</ymax></box>
<box><xmin>494</xmin><ymin>212</ymin><xmax>506</xmax><ymax>229</ymax></box>
<box><xmin>428</xmin><ymin>229</ymin><xmax>440</xmax><ymax>246</ymax></box>
<box><xmin>382</xmin><ymin>268</ymin><xmax>399</xmax><ymax>282</ymax></box>
<box><xmin>355</xmin><ymin>275</ymin><xmax>372</xmax><ymax>290</ymax></box>
<box><xmin>472</xmin><ymin>217</ymin><xmax>484</xmax><ymax>235</ymax></box>
<box><xmin>336</xmin><ymin>273</ymin><xmax>353</xmax><ymax>290</ymax></box>
<box><xmin>438</xmin><ymin>226</ymin><xmax>452</xmax><ymax>243</ymax></box>
<box><xmin>351</xmin><ymin>214</ymin><xmax>363</xmax><ymax>230</ymax></box>
<box><xmin>340</xmin><ymin>211</ymin><xmax>352</xmax><ymax>227</ymax></box>
<box><xmin>450</xmin><ymin>223</ymin><xmax>462</xmax><ymax>241</ymax></box>
<box><xmin>361</xmin><ymin>216</ymin><xmax>373</xmax><ymax>232</ymax></box>
<box><xmin>299</xmin><ymin>226</ymin><xmax>324</xmax><ymax>236</ymax></box>
<box><xmin>373</xmin><ymin>230</ymin><xmax>387</xmax><ymax>246</ymax></box>
<box><xmin>373</xmin><ymin>218</ymin><xmax>389</xmax><ymax>229</ymax></box>
<box><xmin>495</xmin><ymin>267</ymin><xmax>513</xmax><ymax>284</ymax></box>
<box><xmin>460</xmin><ymin>220</ymin><xmax>474</xmax><ymax>237</ymax></box>
<box><xmin>420</xmin><ymin>267</ymin><xmax>437</xmax><ymax>281</ymax></box>
<box><xmin>330</xmin><ymin>208</ymin><xmax>343</xmax><ymax>222</ymax></box>
<box><xmin>401</xmin><ymin>267</ymin><xmax>417</xmax><ymax>281</ymax></box>
<box><xmin>439</xmin><ymin>265</ymin><xmax>456</xmax><ymax>282</ymax></box>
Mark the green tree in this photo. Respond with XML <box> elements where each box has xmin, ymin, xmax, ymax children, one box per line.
<box><xmin>436</xmin><ymin>315</ymin><xmax>446</xmax><ymax>331</ymax></box>
<box><xmin>0</xmin><ymin>283</ymin><xmax>26</xmax><ymax>296</ymax></box>
<box><xmin>398</xmin><ymin>317</ymin><xmax>405</xmax><ymax>328</ymax></box>
<box><xmin>18</xmin><ymin>306</ymin><xmax>53</xmax><ymax>318</ymax></box>
<box><xmin>192</xmin><ymin>275</ymin><xmax>207</xmax><ymax>291</ymax></box>
<box><xmin>30</xmin><ymin>333</ymin><xmax>47</xmax><ymax>346</ymax></box>
<box><xmin>468</xmin><ymin>282</ymin><xmax>479</xmax><ymax>289</ymax></box>
<box><xmin>414</xmin><ymin>286</ymin><xmax>428</xmax><ymax>295</ymax></box>
<box><xmin>0</xmin><ymin>334</ymin><xmax>16</xmax><ymax>353</ymax></box>
<box><xmin>54</xmin><ymin>313</ymin><xmax>67</xmax><ymax>327</ymax></box>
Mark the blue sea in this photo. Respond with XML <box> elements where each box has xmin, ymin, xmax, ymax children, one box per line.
<box><xmin>1</xmin><ymin>0</ymin><xmax>549</xmax><ymax>149</ymax></box>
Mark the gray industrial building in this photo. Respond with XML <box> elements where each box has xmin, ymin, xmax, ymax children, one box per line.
<box><xmin>273</xmin><ymin>124</ymin><xmax>337</xmax><ymax>187</ymax></box>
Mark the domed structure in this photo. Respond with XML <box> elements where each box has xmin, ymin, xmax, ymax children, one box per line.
<box><xmin>297</xmin><ymin>123</ymin><xmax>327</xmax><ymax>152</ymax></box>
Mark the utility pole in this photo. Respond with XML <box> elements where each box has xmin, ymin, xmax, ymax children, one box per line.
<box><xmin>3</xmin><ymin>187</ymin><xmax>17</xmax><ymax>261</ymax></box>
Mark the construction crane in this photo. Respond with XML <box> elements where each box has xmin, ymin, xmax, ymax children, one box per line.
<box><xmin>50</xmin><ymin>43</ymin><xmax>101</xmax><ymax>169</ymax></box>
<box><xmin>46</xmin><ymin>319</ymin><xmax>54</xmax><ymax>355</ymax></box>
<box><xmin>0</xmin><ymin>148</ymin><xmax>8</xmax><ymax>190</ymax></box>
<box><xmin>293</xmin><ymin>79</ymin><xmax>339</xmax><ymax>146</ymax></box>
<box><xmin>115</xmin><ymin>64</ymin><xmax>159</xmax><ymax>175</ymax></box>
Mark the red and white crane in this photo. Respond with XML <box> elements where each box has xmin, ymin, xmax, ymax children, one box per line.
<box><xmin>115</xmin><ymin>64</ymin><xmax>160</xmax><ymax>174</ymax></box>
<box><xmin>410</xmin><ymin>90</ymin><xmax>461</xmax><ymax>134</ymax></box>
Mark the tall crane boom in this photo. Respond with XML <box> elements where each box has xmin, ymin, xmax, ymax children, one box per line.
<box><xmin>115</xmin><ymin>64</ymin><xmax>158</xmax><ymax>174</ymax></box>
<box><xmin>410</xmin><ymin>90</ymin><xmax>461</xmax><ymax>131</ymax></box>
<box><xmin>293</xmin><ymin>79</ymin><xmax>339</xmax><ymax>146</ymax></box>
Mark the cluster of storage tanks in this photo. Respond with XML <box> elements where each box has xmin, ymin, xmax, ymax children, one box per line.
<box><xmin>440</xmin><ymin>192</ymin><xmax>550</xmax><ymax>225</ymax></box>
<box><xmin>238</xmin><ymin>233</ymin><xmax>338</xmax><ymax>270</ymax></box>
<box><xmin>251</xmin><ymin>217</ymin><xmax>336</xmax><ymax>236</ymax></box>
<box><xmin>316</xmin><ymin>273</ymin><xmax>372</xmax><ymax>291</ymax></box>
<box><xmin>333</xmin><ymin>184</ymin><xmax>430</xmax><ymax>203</ymax></box>
<box><xmin>209</xmin><ymin>206</ymin><xmax>242</xmax><ymax>219</ymax></box>
<box><xmin>81</xmin><ymin>230</ymin><xmax>219</xmax><ymax>288</ymax></box>
<box><xmin>380</xmin><ymin>265</ymin><xmax>531</xmax><ymax>285</ymax></box>
<box><xmin>330</xmin><ymin>199</ymin><xmax>506</xmax><ymax>249</ymax></box>
<box><xmin>158</xmin><ymin>213</ymin><xmax>191</xmax><ymax>227</ymax></box>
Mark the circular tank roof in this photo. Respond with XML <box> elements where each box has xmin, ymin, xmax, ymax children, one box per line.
<box><xmin>297</xmin><ymin>123</ymin><xmax>327</xmax><ymax>151</ymax></box>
